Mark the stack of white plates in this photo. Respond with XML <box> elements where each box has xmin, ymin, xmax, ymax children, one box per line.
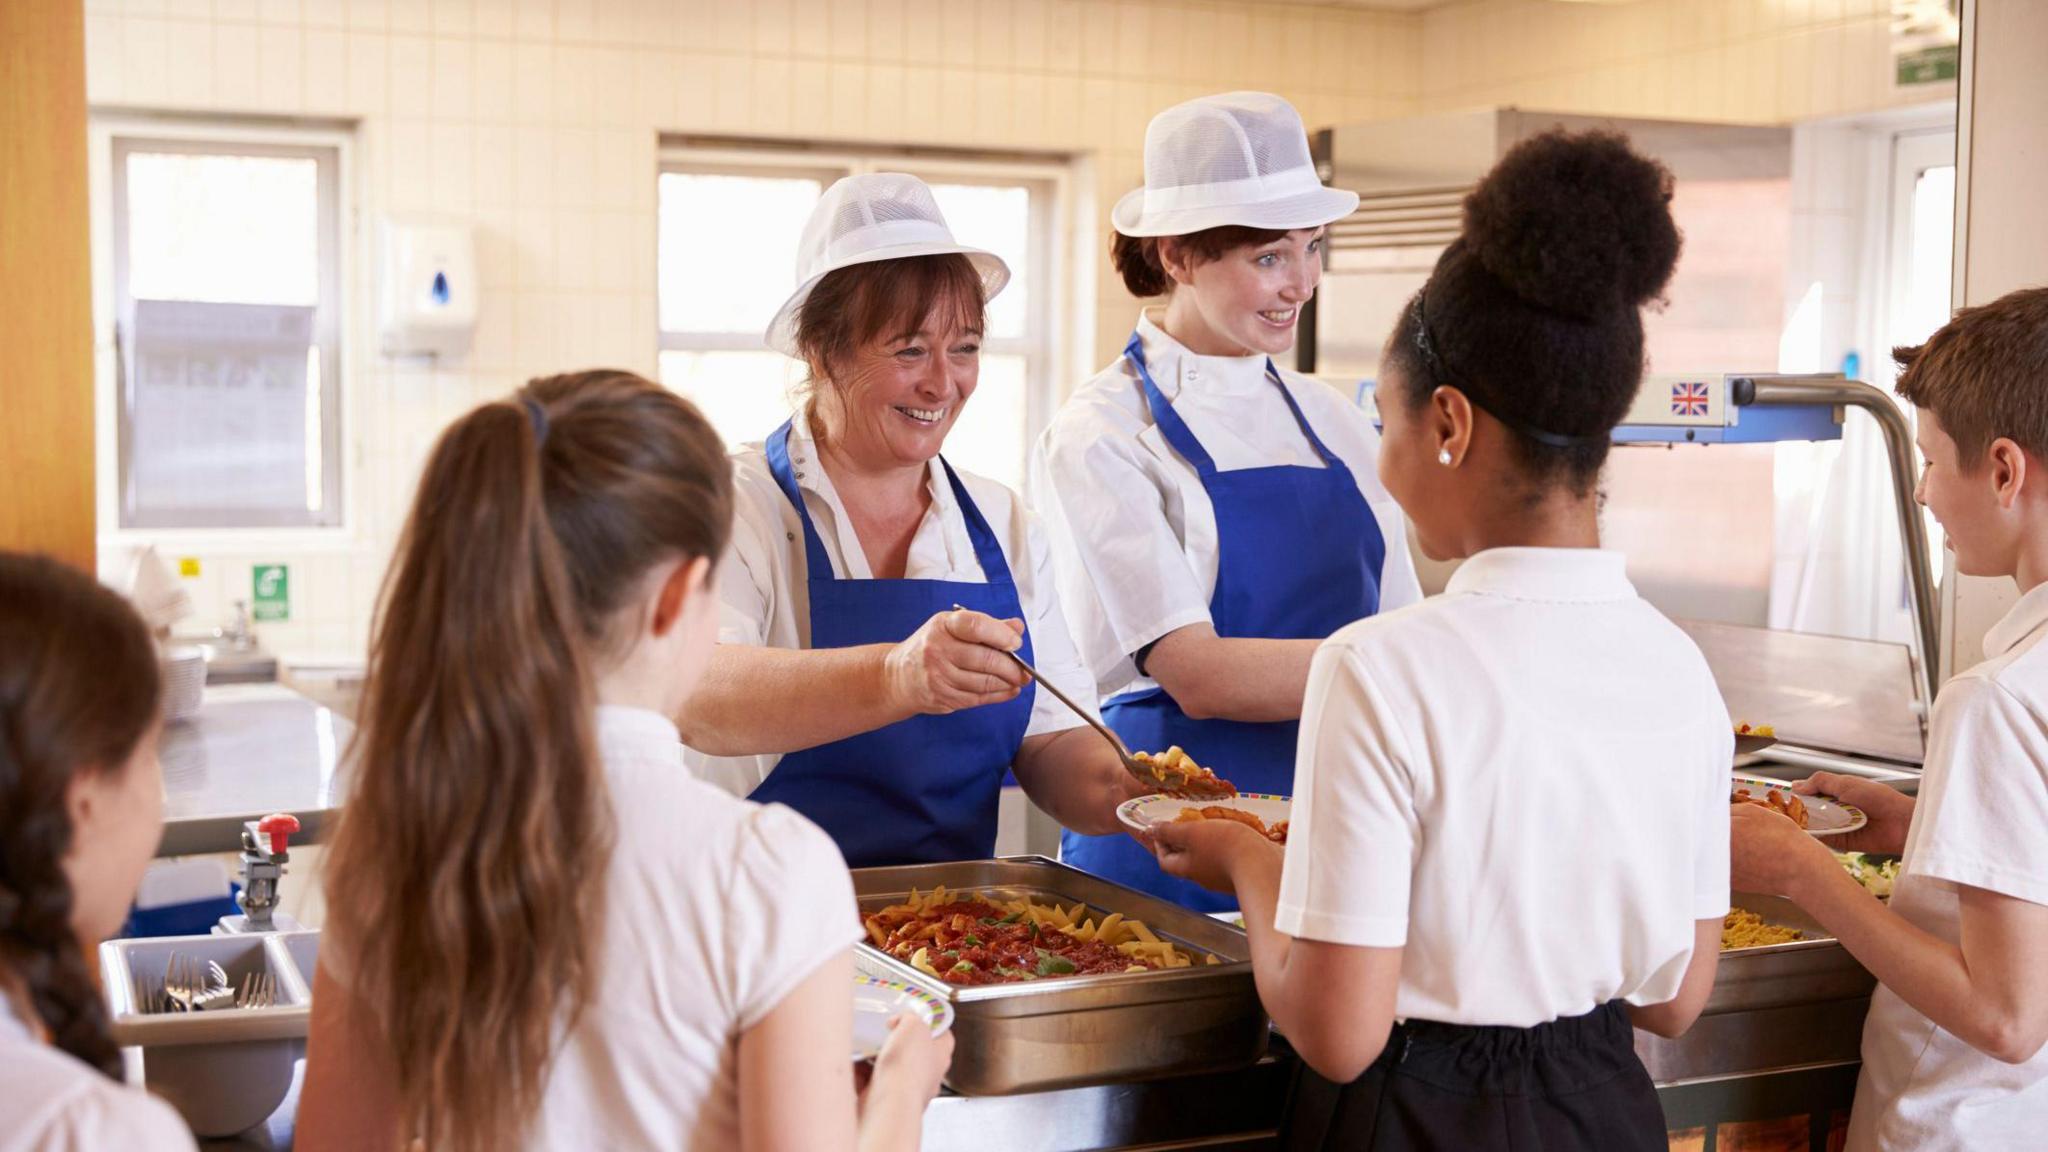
<box><xmin>161</xmin><ymin>646</ymin><xmax>208</xmax><ymax>721</ymax></box>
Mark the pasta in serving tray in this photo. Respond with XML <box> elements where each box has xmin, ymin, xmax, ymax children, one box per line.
<box><xmin>863</xmin><ymin>885</ymin><xmax>1218</xmax><ymax>986</ymax></box>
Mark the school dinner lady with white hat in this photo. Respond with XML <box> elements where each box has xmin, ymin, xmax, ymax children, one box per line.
<box><xmin>1032</xmin><ymin>92</ymin><xmax>1422</xmax><ymax>909</ymax></box>
<box><xmin>678</xmin><ymin>172</ymin><xmax>1142</xmax><ymax>869</ymax></box>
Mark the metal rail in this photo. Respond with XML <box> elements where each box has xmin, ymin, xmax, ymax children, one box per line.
<box><xmin>1731</xmin><ymin>375</ymin><xmax>1939</xmax><ymax>709</ymax></box>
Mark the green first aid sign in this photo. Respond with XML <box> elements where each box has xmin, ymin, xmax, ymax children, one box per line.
<box><xmin>253</xmin><ymin>564</ymin><xmax>290</xmax><ymax>622</ymax></box>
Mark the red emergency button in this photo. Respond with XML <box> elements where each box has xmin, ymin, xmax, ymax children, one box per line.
<box><xmin>257</xmin><ymin>813</ymin><xmax>301</xmax><ymax>856</ymax></box>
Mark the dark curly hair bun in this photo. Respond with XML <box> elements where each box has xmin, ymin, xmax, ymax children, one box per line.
<box><xmin>1462</xmin><ymin>129</ymin><xmax>1680</xmax><ymax>322</ymax></box>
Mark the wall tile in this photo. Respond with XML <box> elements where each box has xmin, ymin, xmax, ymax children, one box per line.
<box><xmin>1077</xmin><ymin>0</ymin><xmax>1115</xmax><ymax>75</ymax></box>
<box><xmin>473</xmin><ymin>37</ymin><xmax>515</xmax><ymax>120</ymax></box>
<box><xmin>551</xmin><ymin>127</ymin><xmax>597</xmax><ymax>208</ymax></box>
<box><xmin>753</xmin><ymin>0</ymin><xmax>794</xmax><ymax>56</ymax></box>
<box><xmin>164</xmin><ymin>19</ymin><xmax>215</xmax><ymax>108</ymax></box>
<box><xmin>748</xmin><ymin>57</ymin><xmax>793</xmax><ymax>135</ymax></box>
<box><xmin>248</xmin><ymin>25</ymin><xmax>303</xmax><ymax>112</ymax></box>
<box><xmin>509</xmin><ymin>40</ymin><xmax>552</xmax><ymax>124</ymax></box>
<box><xmin>431</xmin><ymin>0</ymin><xmax>475</xmax><ymax>37</ymax></box>
<box><xmin>85</xmin><ymin>14</ymin><xmax>126</xmax><ymax>105</ymax></box>
<box><xmin>592</xmin><ymin>48</ymin><xmax>637</xmax><ymax>126</ymax></box>
<box><xmin>865</xmin><ymin>62</ymin><xmax>905</xmax><ymax>136</ymax></box>
<box><xmin>1045</xmin><ymin>0</ymin><xmax>1083</xmax><ymax>74</ymax></box>
<box><xmin>345</xmin><ymin>31</ymin><xmax>389</xmax><ymax>116</ymax></box>
<box><xmin>429</xmin><ymin>123</ymin><xmax>474</xmax><ymax>212</ymax></box>
<box><xmin>826</xmin><ymin>0</ymin><xmax>868</xmax><ymax>59</ymax></box>
<box><xmin>631</xmin><ymin>49</ymin><xmax>679</xmax><ymax>131</ymax></box>
<box><xmin>301</xmin><ymin>28</ymin><xmax>349</xmax><ymax>113</ymax></box>
<box><xmin>509</xmin><ymin>0</ymin><xmax>550</xmax><ymax>41</ymax></box>
<box><xmin>429</xmin><ymin>36</ymin><xmax>474</xmax><ymax>120</ymax></box>
<box><xmin>556</xmin><ymin>0</ymin><xmax>595</xmax><ymax>43</ymax></box>
<box><xmin>1014</xmin><ymin>0</ymin><xmax>1058</xmax><ymax>75</ymax></box>
<box><xmin>827</xmin><ymin>61</ymin><xmax>866</xmax><ymax>139</ymax></box>
<box><xmin>388</xmin><ymin>0</ymin><xmax>431</xmax><ymax>33</ymax></box>
<box><xmin>388</xmin><ymin>35</ymin><xmax>434</xmax><ymax>119</ymax></box>
<box><xmin>676</xmin><ymin>52</ymin><xmax>717</xmax><ymax>127</ymax></box>
<box><xmin>935</xmin><ymin>0</ymin><xmax>974</xmax><ymax>68</ymax></box>
<box><xmin>793</xmin><ymin>0</ymin><xmax>832</xmax><ymax>58</ymax></box>
<box><xmin>345</xmin><ymin>0</ymin><xmax>388</xmax><ymax>32</ymax></box>
<box><xmin>553</xmin><ymin>44</ymin><xmax>598</xmax><ymax>125</ymax></box>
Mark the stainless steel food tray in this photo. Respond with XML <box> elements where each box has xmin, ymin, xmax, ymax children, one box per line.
<box><xmin>851</xmin><ymin>856</ymin><xmax>1269</xmax><ymax>1095</ymax></box>
<box><xmin>1637</xmin><ymin>893</ymin><xmax>1875</xmax><ymax>1083</ymax></box>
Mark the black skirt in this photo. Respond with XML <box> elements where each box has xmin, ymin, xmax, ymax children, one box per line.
<box><xmin>1279</xmin><ymin>1000</ymin><xmax>1666</xmax><ymax>1152</ymax></box>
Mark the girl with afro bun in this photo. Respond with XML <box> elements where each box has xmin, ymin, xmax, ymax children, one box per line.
<box><xmin>1150</xmin><ymin>130</ymin><xmax>1731</xmax><ymax>1150</ymax></box>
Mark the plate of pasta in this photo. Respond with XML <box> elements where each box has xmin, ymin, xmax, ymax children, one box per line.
<box><xmin>1731</xmin><ymin>773</ymin><xmax>1866</xmax><ymax>836</ymax></box>
<box><xmin>851</xmin><ymin>973</ymin><xmax>953</xmax><ymax>1060</ymax></box>
<box><xmin>1118</xmin><ymin>793</ymin><xmax>1292</xmax><ymax>844</ymax></box>
<box><xmin>862</xmin><ymin>885</ymin><xmax>1216</xmax><ymax>986</ymax></box>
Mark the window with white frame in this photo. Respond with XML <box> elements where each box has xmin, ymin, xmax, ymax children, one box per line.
<box><xmin>657</xmin><ymin>148</ymin><xmax>1063</xmax><ymax>493</ymax></box>
<box><xmin>109</xmin><ymin>134</ymin><xmax>344</xmax><ymax>530</ymax></box>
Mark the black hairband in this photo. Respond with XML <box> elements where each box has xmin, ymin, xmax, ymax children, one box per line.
<box><xmin>1410</xmin><ymin>289</ymin><xmax>1607</xmax><ymax>451</ymax></box>
<box><xmin>522</xmin><ymin>396</ymin><xmax>550</xmax><ymax>446</ymax></box>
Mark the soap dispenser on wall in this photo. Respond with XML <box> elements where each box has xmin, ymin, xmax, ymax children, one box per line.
<box><xmin>378</xmin><ymin>219</ymin><xmax>476</xmax><ymax>359</ymax></box>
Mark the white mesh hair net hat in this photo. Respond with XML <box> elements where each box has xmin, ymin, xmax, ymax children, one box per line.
<box><xmin>1112</xmin><ymin>91</ymin><xmax>1358</xmax><ymax>237</ymax></box>
<box><xmin>764</xmin><ymin>172</ymin><xmax>1011</xmax><ymax>357</ymax></box>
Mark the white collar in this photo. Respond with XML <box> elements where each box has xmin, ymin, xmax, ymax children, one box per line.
<box><xmin>595</xmin><ymin>705</ymin><xmax>685</xmax><ymax>770</ymax></box>
<box><xmin>1985</xmin><ymin>581</ymin><xmax>2048</xmax><ymax>659</ymax></box>
<box><xmin>1134</xmin><ymin>310</ymin><xmax>1274</xmax><ymax>400</ymax></box>
<box><xmin>780</xmin><ymin>405</ymin><xmax>965</xmax><ymax>579</ymax></box>
<box><xmin>1444</xmin><ymin>547</ymin><xmax>1637</xmax><ymax>604</ymax></box>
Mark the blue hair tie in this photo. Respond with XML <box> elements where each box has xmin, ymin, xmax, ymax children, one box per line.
<box><xmin>522</xmin><ymin>396</ymin><xmax>550</xmax><ymax>446</ymax></box>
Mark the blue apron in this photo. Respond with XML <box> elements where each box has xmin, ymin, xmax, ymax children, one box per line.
<box><xmin>748</xmin><ymin>419</ymin><xmax>1036</xmax><ymax>868</ymax></box>
<box><xmin>1061</xmin><ymin>334</ymin><xmax>1389</xmax><ymax>910</ymax></box>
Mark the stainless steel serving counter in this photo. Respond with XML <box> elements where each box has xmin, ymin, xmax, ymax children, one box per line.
<box><xmin>157</xmin><ymin>685</ymin><xmax>352</xmax><ymax>857</ymax></box>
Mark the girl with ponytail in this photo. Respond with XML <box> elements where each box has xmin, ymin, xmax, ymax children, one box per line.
<box><xmin>0</xmin><ymin>552</ymin><xmax>195</xmax><ymax>1149</ymax></box>
<box><xmin>1149</xmin><ymin>131</ymin><xmax>1730</xmax><ymax>1150</ymax></box>
<box><xmin>299</xmin><ymin>371</ymin><xmax>949</xmax><ymax>1152</ymax></box>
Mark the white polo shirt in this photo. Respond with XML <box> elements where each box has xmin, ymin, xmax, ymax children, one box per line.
<box><xmin>1849</xmin><ymin>581</ymin><xmax>2048</xmax><ymax>1151</ymax></box>
<box><xmin>1275</xmin><ymin>548</ymin><xmax>1732</xmax><ymax>1028</ymax></box>
<box><xmin>1032</xmin><ymin>310</ymin><xmax>1422</xmax><ymax>703</ymax></box>
<box><xmin>687</xmin><ymin>406</ymin><xmax>1095</xmax><ymax>797</ymax></box>
<box><xmin>535</xmin><ymin>708</ymin><xmax>859</xmax><ymax>1150</ymax></box>
<box><xmin>0</xmin><ymin>996</ymin><xmax>193</xmax><ymax>1152</ymax></box>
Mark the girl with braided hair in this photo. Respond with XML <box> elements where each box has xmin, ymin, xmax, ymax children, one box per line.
<box><xmin>0</xmin><ymin>552</ymin><xmax>195</xmax><ymax>1149</ymax></box>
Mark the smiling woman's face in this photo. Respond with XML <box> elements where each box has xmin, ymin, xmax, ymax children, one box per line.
<box><xmin>817</xmin><ymin>301</ymin><xmax>982</xmax><ymax>470</ymax></box>
<box><xmin>1167</xmin><ymin>227</ymin><xmax>1325</xmax><ymax>357</ymax></box>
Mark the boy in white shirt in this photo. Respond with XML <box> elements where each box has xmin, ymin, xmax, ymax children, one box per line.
<box><xmin>1732</xmin><ymin>286</ymin><xmax>2048</xmax><ymax>1150</ymax></box>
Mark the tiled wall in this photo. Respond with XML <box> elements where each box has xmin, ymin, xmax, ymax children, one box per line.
<box><xmin>81</xmin><ymin>0</ymin><xmax>1932</xmax><ymax>659</ymax></box>
<box><xmin>83</xmin><ymin>0</ymin><xmax>1420</xmax><ymax>657</ymax></box>
<box><xmin>1418</xmin><ymin>0</ymin><xmax>1943</xmax><ymax>124</ymax></box>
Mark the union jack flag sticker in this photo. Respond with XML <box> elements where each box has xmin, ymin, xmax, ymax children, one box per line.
<box><xmin>1671</xmin><ymin>380</ymin><xmax>1710</xmax><ymax>417</ymax></box>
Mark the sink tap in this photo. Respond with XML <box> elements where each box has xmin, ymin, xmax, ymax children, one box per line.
<box><xmin>221</xmin><ymin>600</ymin><xmax>256</xmax><ymax>652</ymax></box>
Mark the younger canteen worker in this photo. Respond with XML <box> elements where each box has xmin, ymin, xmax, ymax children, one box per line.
<box><xmin>1731</xmin><ymin>287</ymin><xmax>2048</xmax><ymax>1151</ymax></box>
<box><xmin>298</xmin><ymin>373</ymin><xmax>949</xmax><ymax>1152</ymax></box>
<box><xmin>678</xmin><ymin>173</ymin><xmax>1142</xmax><ymax>867</ymax></box>
<box><xmin>1034</xmin><ymin>91</ymin><xmax>1422</xmax><ymax>909</ymax></box>
<box><xmin>0</xmin><ymin>554</ymin><xmax>195</xmax><ymax>1151</ymax></box>
<box><xmin>1150</xmin><ymin>130</ymin><xmax>1728</xmax><ymax>1151</ymax></box>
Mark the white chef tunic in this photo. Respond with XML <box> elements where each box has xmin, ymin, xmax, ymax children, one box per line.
<box><xmin>688</xmin><ymin>406</ymin><xmax>1097</xmax><ymax>796</ymax></box>
<box><xmin>1849</xmin><ymin>581</ymin><xmax>2048</xmax><ymax>1151</ymax></box>
<box><xmin>1275</xmin><ymin>548</ymin><xmax>1732</xmax><ymax>1027</ymax></box>
<box><xmin>1032</xmin><ymin>310</ymin><xmax>1423</xmax><ymax>703</ymax></box>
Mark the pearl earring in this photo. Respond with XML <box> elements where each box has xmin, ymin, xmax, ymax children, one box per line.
<box><xmin>1437</xmin><ymin>448</ymin><xmax>1453</xmax><ymax>466</ymax></box>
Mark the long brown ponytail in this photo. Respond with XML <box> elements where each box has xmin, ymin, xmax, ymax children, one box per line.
<box><xmin>323</xmin><ymin>370</ymin><xmax>733</xmax><ymax>1152</ymax></box>
<box><xmin>0</xmin><ymin>552</ymin><xmax>163</xmax><ymax>1079</ymax></box>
